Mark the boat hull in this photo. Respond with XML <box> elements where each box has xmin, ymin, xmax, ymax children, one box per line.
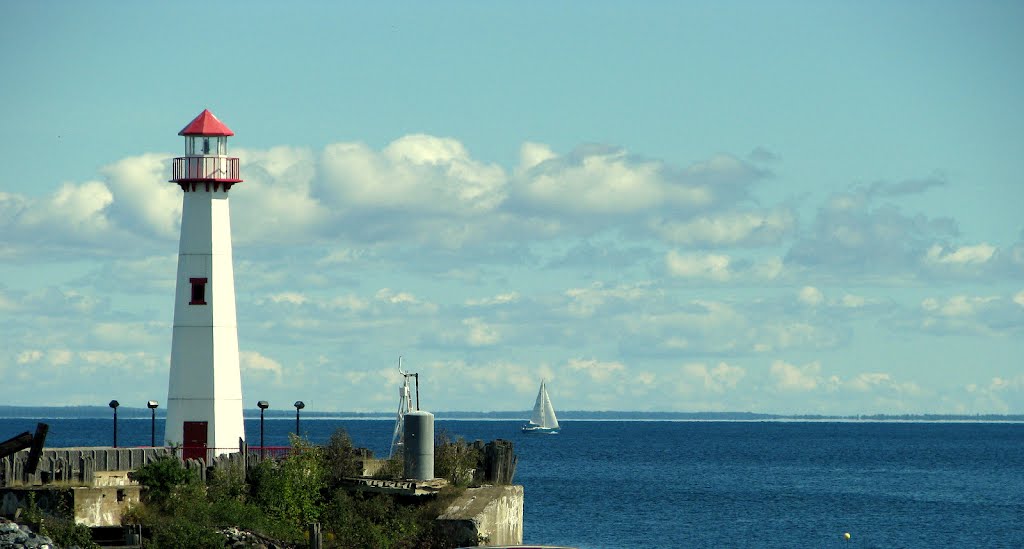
<box><xmin>521</xmin><ymin>424</ymin><xmax>559</xmax><ymax>434</ymax></box>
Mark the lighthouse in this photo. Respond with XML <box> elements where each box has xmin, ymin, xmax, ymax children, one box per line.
<box><xmin>164</xmin><ymin>109</ymin><xmax>245</xmax><ymax>459</ymax></box>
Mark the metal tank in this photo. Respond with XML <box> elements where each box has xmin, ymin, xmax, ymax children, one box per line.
<box><xmin>403</xmin><ymin>410</ymin><xmax>434</xmax><ymax>480</ymax></box>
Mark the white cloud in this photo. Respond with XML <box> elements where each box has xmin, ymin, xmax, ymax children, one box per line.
<box><xmin>232</xmin><ymin>146</ymin><xmax>328</xmax><ymax>244</ymax></box>
<box><xmin>466</xmin><ymin>293</ymin><xmax>520</xmax><ymax>306</ymax></box>
<box><xmin>101</xmin><ymin>153</ymin><xmax>181</xmax><ymax>239</ymax></box>
<box><xmin>684</xmin><ymin>153</ymin><xmax>762</xmax><ymax>184</ymax></box>
<box><xmin>374</xmin><ymin>288</ymin><xmax>437</xmax><ymax>313</ymax></box>
<box><xmin>463</xmin><ymin>317</ymin><xmax>500</xmax><ymax>346</ymax></box>
<box><xmin>320</xmin><ymin>135</ymin><xmax>506</xmax><ymax>215</ymax></box>
<box><xmin>18</xmin><ymin>181</ymin><xmax>115</xmax><ymax>238</ymax></box>
<box><xmin>268</xmin><ymin>292</ymin><xmax>309</xmax><ymax>305</ymax></box>
<box><xmin>922</xmin><ymin>295</ymin><xmax>998</xmax><ymax>317</ymax></box>
<box><xmin>564</xmin><ymin>282</ymin><xmax>651</xmax><ymax>317</ymax></box>
<box><xmin>841</xmin><ymin>294</ymin><xmax>866</xmax><ymax>308</ymax></box>
<box><xmin>770</xmin><ymin>360</ymin><xmax>822</xmax><ymax>392</ymax></box>
<box><xmin>49</xmin><ymin>350</ymin><xmax>74</xmax><ymax>366</ymax></box>
<box><xmin>846</xmin><ymin>372</ymin><xmax>921</xmax><ymax>395</ymax></box>
<box><xmin>518</xmin><ymin>148</ymin><xmax>691</xmax><ymax>215</ymax></box>
<box><xmin>666</xmin><ymin>251</ymin><xmax>731</xmax><ymax>281</ymax></box>
<box><xmin>513</xmin><ymin>146</ymin><xmax>753</xmax><ymax>216</ymax></box>
<box><xmin>756</xmin><ymin>322</ymin><xmax>835</xmax><ymax>352</ymax></box>
<box><xmin>517</xmin><ymin>142</ymin><xmax>557</xmax><ymax>172</ymax></box>
<box><xmin>752</xmin><ymin>257</ymin><xmax>785</xmax><ymax>280</ymax></box>
<box><xmin>917</xmin><ymin>293</ymin><xmax>1022</xmax><ymax>336</ymax></box>
<box><xmin>0</xmin><ymin>290</ymin><xmax>18</xmax><ymax>312</ymax></box>
<box><xmin>786</xmin><ymin>188</ymin><xmax>959</xmax><ymax>276</ymax></box>
<box><xmin>650</xmin><ymin>209</ymin><xmax>793</xmax><ymax>247</ymax></box>
<box><xmin>316</xmin><ymin>248</ymin><xmax>365</xmax><ymax>266</ymax></box>
<box><xmin>1013</xmin><ymin>291</ymin><xmax>1024</xmax><ymax>307</ymax></box>
<box><xmin>682</xmin><ymin>362</ymin><xmax>746</xmax><ymax>393</ymax></box>
<box><xmin>798</xmin><ymin>286</ymin><xmax>824</xmax><ymax>306</ymax></box>
<box><xmin>376</xmin><ymin>288</ymin><xmax>419</xmax><ymax>305</ymax></box>
<box><xmin>325</xmin><ymin>295</ymin><xmax>369</xmax><ymax>312</ymax></box>
<box><xmin>240</xmin><ymin>350</ymin><xmax>283</xmax><ymax>381</ymax></box>
<box><xmin>964</xmin><ymin>375</ymin><xmax>1024</xmax><ymax>413</ymax></box>
<box><xmin>567</xmin><ymin>358</ymin><xmax>626</xmax><ymax>382</ymax></box>
<box><xmin>17</xmin><ymin>350</ymin><xmax>43</xmax><ymax>364</ymax></box>
<box><xmin>925</xmin><ymin>244</ymin><xmax>996</xmax><ymax>265</ymax></box>
<box><xmin>847</xmin><ymin>373</ymin><xmax>891</xmax><ymax>392</ymax></box>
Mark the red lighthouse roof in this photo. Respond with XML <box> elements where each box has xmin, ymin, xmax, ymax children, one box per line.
<box><xmin>178</xmin><ymin>109</ymin><xmax>235</xmax><ymax>136</ymax></box>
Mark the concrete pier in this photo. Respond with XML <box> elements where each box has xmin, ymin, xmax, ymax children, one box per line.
<box><xmin>437</xmin><ymin>484</ymin><xmax>524</xmax><ymax>546</ymax></box>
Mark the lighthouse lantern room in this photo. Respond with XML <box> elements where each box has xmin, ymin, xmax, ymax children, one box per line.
<box><xmin>165</xmin><ymin>109</ymin><xmax>245</xmax><ymax>459</ymax></box>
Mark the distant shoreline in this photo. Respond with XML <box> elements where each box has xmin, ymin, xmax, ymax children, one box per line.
<box><xmin>1</xmin><ymin>405</ymin><xmax>1021</xmax><ymax>422</ymax></box>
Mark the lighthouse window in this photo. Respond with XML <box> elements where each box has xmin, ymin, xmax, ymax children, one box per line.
<box><xmin>189</xmin><ymin>277</ymin><xmax>208</xmax><ymax>305</ymax></box>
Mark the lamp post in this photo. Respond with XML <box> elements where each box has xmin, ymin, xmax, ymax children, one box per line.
<box><xmin>147</xmin><ymin>401</ymin><xmax>159</xmax><ymax>447</ymax></box>
<box><xmin>293</xmin><ymin>401</ymin><xmax>305</xmax><ymax>436</ymax></box>
<box><xmin>257</xmin><ymin>400</ymin><xmax>269</xmax><ymax>457</ymax></box>
<box><xmin>108</xmin><ymin>400</ymin><xmax>119</xmax><ymax>448</ymax></box>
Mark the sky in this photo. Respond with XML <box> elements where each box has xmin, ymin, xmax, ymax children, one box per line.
<box><xmin>1</xmin><ymin>2</ymin><xmax>1022</xmax><ymax>415</ymax></box>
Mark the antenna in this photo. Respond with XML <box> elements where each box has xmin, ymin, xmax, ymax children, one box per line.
<box><xmin>389</xmin><ymin>355</ymin><xmax>421</xmax><ymax>457</ymax></box>
<box><xmin>398</xmin><ymin>355</ymin><xmax>420</xmax><ymax>410</ymax></box>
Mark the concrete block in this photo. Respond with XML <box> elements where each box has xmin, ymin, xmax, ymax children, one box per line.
<box><xmin>437</xmin><ymin>485</ymin><xmax>524</xmax><ymax>547</ymax></box>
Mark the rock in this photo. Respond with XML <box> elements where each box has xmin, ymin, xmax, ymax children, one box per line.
<box><xmin>0</xmin><ymin>518</ymin><xmax>54</xmax><ymax>549</ymax></box>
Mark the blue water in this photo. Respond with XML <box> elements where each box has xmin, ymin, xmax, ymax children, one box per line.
<box><xmin>2</xmin><ymin>417</ymin><xmax>1022</xmax><ymax>548</ymax></box>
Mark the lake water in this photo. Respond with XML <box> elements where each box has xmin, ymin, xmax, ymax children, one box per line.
<box><xmin>2</xmin><ymin>416</ymin><xmax>1021</xmax><ymax>548</ymax></box>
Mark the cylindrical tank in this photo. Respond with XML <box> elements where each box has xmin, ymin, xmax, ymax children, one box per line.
<box><xmin>403</xmin><ymin>410</ymin><xmax>434</xmax><ymax>480</ymax></box>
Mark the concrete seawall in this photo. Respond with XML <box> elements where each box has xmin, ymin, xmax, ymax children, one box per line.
<box><xmin>437</xmin><ymin>484</ymin><xmax>524</xmax><ymax>546</ymax></box>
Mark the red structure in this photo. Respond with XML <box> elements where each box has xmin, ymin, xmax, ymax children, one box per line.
<box><xmin>170</xmin><ymin>109</ymin><xmax>243</xmax><ymax>189</ymax></box>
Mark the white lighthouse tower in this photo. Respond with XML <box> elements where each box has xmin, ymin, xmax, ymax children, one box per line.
<box><xmin>164</xmin><ymin>109</ymin><xmax>245</xmax><ymax>459</ymax></box>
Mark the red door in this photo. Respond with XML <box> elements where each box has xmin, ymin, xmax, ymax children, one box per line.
<box><xmin>183</xmin><ymin>421</ymin><xmax>208</xmax><ymax>461</ymax></box>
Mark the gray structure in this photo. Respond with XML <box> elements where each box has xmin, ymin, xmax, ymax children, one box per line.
<box><xmin>403</xmin><ymin>410</ymin><xmax>434</xmax><ymax>480</ymax></box>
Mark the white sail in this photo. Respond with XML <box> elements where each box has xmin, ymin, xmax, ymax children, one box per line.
<box><xmin>529</xmin><ymin>380</ymin><xmax>559</xmax><ymax>429</ymax></box>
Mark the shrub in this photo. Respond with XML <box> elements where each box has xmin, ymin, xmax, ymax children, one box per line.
<box><xmin>129</xmin><ymin>455</ymin><xmax>198</xmax><ymax>506</ymax></box>
<box><xmin>21</xmin><ymin>492</ymin><xmax>100</xmax><ymax>549</ymax></box>
<box><xmin>372</xmin><ymin>453</ymin><xmax>405</xmax><ymax>480</ymax></box>
<box><xmin>322</xmin><ymin>490</ymin><xmax>425</xmax><ymax>549</ymax></box>
<box><xmin>434</xmin><ymin>432</ymin><xmax>481</xmax><ymax>487</ymax></box>
<box><xmin>250</xmin><ymin>435</ymin><xmax>326</xmax><ymax>528</ymax></box>
<box><xmin>324</xmin><ymin>428</ymin><xmax>362</xmax><ymax>487</ymax></box>
<box><xmin>206</xmin><ymin>459</ymin><xmax>247</xmax><ymax>502</ymax></box>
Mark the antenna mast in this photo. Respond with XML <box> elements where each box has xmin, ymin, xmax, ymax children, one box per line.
<box><xmin>389</xmin><ymin>356</ymin><xmax>419</xmax><ymax>457</ymax></box>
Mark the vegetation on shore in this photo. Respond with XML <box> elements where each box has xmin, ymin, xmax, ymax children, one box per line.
<box><xmin>123</xmin><ymin>428</ymin><xmax>482</xmax><ymax>548</ymax></box>
<box><xmin>19</xmin><ymin>491</ymin><xmax>98</xmax><ymax>549</ymax></box>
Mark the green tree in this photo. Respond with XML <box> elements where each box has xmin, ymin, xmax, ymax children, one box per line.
<box><xmin>324</xmin><ymin>428</ymin><xmax>363</xmax><ymax>488</ymax></box>
<box><xmin>128</xmin><ymin>455</ymin><xmax>198</xmax><ymax>506</ymax></box>
<box><xmin>251</xmin><ymin>435</ymin><xmax>326</xmax><ymax>527</ymax></box>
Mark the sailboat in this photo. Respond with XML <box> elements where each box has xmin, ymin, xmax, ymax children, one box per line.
<box><xmin>522</xmin><ymin>380</ymin><xmax>560</xmax><ymax>434</ymax></box>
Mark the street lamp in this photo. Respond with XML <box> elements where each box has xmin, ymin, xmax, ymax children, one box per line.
<box><xmin>108</xmin><ymin>400</ymin><xmax>119</xmax><ymax>448</ymax></box>
<box><xmin>293</xmin><ymin>401</ymin><xmax>305</xmax><ymax>436</ymax></box>
<box><xmin>257</xmin><ymin>400</ymin><xmax>269</xmax><ymax>457</ymax></box>
<box><xmin>147</xmin><ymin>401</ymin><xmax>159</xmax><ymax>447</ymax></box>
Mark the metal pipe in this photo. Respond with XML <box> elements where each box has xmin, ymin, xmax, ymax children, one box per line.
<box><xmin>257</xmin><ymin>401</ymin><xmax>269</xmax><ymax>457</ymax></box>
<box><xmin>109</xmin><ymin>400</ymin><xmax>119</xmax><ymax>448</ymax></box>
<box><xmin>294</xmin><ymin>401</ymin><xmax>305</xmax><ymax>436</ymax></box>
<box><xmin>147</xmin><ymin>401</ymin><xmax>159</xmax><ymax>447</ymax></box>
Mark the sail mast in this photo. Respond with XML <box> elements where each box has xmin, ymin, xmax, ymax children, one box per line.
<box><xmin>530</xmin><ymin>380</ymin><xmax>546</xmax><ymax>426</ymax></box>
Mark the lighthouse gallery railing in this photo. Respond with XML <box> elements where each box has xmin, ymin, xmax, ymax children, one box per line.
<box><xmin>172</xmin><ymin>156</ymin><xmax>240</xmax><ymax>181</ymax></box>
